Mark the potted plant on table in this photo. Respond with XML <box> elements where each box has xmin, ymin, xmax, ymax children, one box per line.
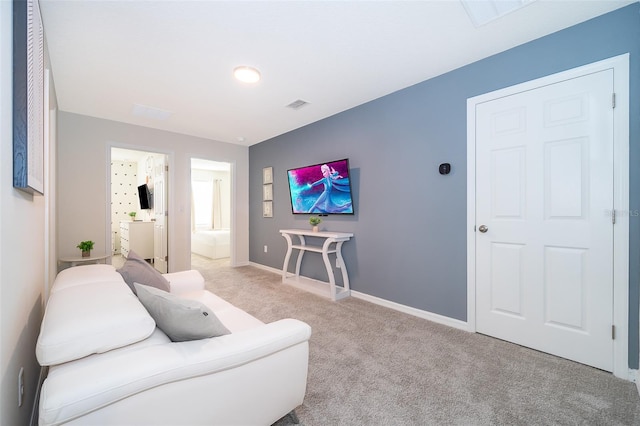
<box><xmin>309</xmin><ymin>216</ymin><xmax>322</xmax><ymax>232</ymax></box>
<box><xmin>77</xmin><ymin>240</ymin><xmax>95</xmax><ymax>258</ymax></box>
<box><xmin>128</xmin><ymin>211</ymin><xmax>137</xmax><ymax>221</ymax></box>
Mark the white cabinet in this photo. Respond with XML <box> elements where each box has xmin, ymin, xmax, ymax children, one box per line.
<box><xmin>120</xmin><ymin>221</ymin><xmax>154</xmax><ymax>260</ymax></box>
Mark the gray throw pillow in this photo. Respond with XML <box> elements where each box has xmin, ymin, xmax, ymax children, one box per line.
<box><xmin>134</xmin><ymin>283</ymin><xmax>231</xmax><ymax>342</ymax></box>
<box><xmin>117</xmin><ymin>250</ymin><xmax>170</xmax><ymax>294</ymax></box>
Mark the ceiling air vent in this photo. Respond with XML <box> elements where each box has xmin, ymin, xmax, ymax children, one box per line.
<box><xmin>461</xmin><ymin>0</ymin><xmax>536</xmax><ymax>27</ymax></box>
<box><xmin>286</xmin><ymin>99</ymin><xmax>310</xmax><ymax>110</ymax></box>
<box><xmin>131</xmin><ymin>103</ymin><xmax>172</xmax><ymax>121</ymax></box>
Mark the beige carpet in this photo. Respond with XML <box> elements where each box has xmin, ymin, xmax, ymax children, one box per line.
<box><xmin>192</xmin><ymin>254</ymin><xmax>639</xmax><ymax>425</ymax></box>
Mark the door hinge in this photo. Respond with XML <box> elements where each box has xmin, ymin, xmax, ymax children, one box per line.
<box><xmin>611</xmin><ymin>209</ymin><xmax>616</xmax><ymax>224</ymax></box>
<box><xmin>612</xmin><ymin>325</ymin><xmax>616</xmax><ymax>340</ymax></box>
<box><xmin>612</xmin><ymin>93</ymin><xmax>616</xmax><ymax>109</ymax></box>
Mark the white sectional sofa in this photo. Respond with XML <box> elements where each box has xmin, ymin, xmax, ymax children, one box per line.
<box><xmin>36</xmin><ymin>263</ymin><xmax>311</xmax><ymax>425</ymax></box>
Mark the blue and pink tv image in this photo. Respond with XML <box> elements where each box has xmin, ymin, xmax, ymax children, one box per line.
<box><xmin>287</xmin><ymin>158</ymin><xmax>354</xmax><ymax>215</ymax></box>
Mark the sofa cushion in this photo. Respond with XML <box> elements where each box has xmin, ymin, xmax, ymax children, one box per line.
<box><xmin>135</xmin><ymin>283</ymin><xmax>231</xmax><ymax>342</ymax></box>
<box><xmin>163</xmin><ymin>269</ymin><xmax>205</xmax><ymax>294</ymax></box>
<box><xmin>37</xmin><ymin>281</ymin><xmax>156</xmax><ymax>366</ymax></box>
<box><xmin>117</xmin><ymin>250</ymin><xmax>170</xmax><ymax>294</ymax></box>
<box><xmin>51</xmin><ymin>264</ymin><xmax>123</xmax><ymax>293</ymax></box>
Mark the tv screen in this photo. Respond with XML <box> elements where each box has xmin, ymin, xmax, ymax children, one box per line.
<box><xmin>287</xmin><ymin>158</ymin><xmax>354</xmax><ymax>215</ymax></box>
<box><xmin>137</xmin><ymin>184</ymin><xmax>152</xmax><ymax>210</ymax></box>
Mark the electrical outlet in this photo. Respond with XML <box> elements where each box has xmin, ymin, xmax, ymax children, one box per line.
<box><xmin>264</xmin><ymin>245</ymin><xmax>268</xmax><ymax>253</ymax></box>
<box><xmin>18</xmin><ymin>367</ymin><xmax>24</xmax><ymax>407</ymax></box>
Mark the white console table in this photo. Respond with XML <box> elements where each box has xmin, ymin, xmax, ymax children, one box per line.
<box><xmin>280</xmin><ymin>229</ymin><xmax>354</xmax><ymax>301</ymax></box>
<box><xmin>58</xmin><ymin>254</ymin><xmax>110</xmax><ymax>268</ymax></box>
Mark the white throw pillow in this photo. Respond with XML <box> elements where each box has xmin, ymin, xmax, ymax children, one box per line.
<box><xmin>36</xmin><ymin>281</ymin><xmax>156</xmax><ymax>366</ymax></box>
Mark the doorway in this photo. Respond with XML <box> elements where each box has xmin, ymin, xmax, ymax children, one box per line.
<box><xmin>190</xmin><ymin>158</ymin><xmax>232</xmax><ymax>268</ymax></box>
<box><xmin>467</xmin><ymin>54</ymin><xmax>629</xmax><ymax>378</ymax></box>
<box><xmin>110</xmin><ymin>147</ymin><xmax>169</xmax><ymax>272</ymax></box>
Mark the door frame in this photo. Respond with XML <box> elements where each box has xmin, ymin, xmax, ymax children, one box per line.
<box><xmin>107</xmin><ymin>144</ymin><xmax>174</xmax><ymax>271</ymax></box>
<box><xmin>188</xmin><ymin>156</ymin><xmax>236</xmax><ymax>267</ymax></box>
<box><xmin>466</xmin><ymin>54</ymin><xmax>629</xmax><ymax>379</ymax></box>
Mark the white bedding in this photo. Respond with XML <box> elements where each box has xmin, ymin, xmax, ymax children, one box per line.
<box><xmin>191</xmin><ymin>229</ymin><xmax>230</xmax><ymax>259</ymax></box>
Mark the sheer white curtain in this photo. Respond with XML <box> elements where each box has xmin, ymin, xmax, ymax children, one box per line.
<box><xmin>192</xmin><ymin>180</ymin><xmax>213</xmax><ymax>230</ymax></box>
<box><xmin>190</xmin><ymin>182</ymin><xmax>196</xmax><ymax>232</ymax></box>
<box><xmin>211</xmin><ymin>179</ymin><xmax>222</xmax><ymax>230</ymax></box>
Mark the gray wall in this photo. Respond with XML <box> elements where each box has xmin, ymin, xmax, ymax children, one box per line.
<box><xmin>249</xmin><ymin>4</ymin><xmax>640</xmax><ymax>367</ymax></box>
<box><xmin>57</xmin><ymin>112</ymin><xmax>250</xmax><ymax>273</ymax></box>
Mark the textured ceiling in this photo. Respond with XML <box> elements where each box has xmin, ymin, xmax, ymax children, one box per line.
<box><xmin>39</xmin><ymin>0</ymin><xmax>634</xmax><ymax>146</ymax></box>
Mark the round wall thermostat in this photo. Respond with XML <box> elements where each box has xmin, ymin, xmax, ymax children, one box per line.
<box><xmin>439</xmin><ymin>163</ymin><xmax>451</xmax><ymax>175</ymax></box>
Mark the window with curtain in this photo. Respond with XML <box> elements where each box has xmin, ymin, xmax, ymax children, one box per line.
<box><xmin>192</xmin><ymin>180</ymin><xmax>213</xmax><ymax>229</ymax></box>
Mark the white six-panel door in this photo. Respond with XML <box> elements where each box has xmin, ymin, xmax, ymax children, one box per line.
<box><xmin>474</xmin><ymin>69</ymin><xmax>615</xmax><ymax>371</ymax></box>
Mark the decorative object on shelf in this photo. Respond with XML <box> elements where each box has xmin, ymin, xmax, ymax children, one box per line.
<box><xmin>263</xmin><ymin>201</ymin><xmax>273</xmax><ymax>218</ymax></box>
<box><xmin>309</xmin><ymin>216</ymin><xmax>322</xmax><ymax>232</ymax></box>
<box><xmin>262</xmin><ymin>167</ymin><xmax>273</xmax><ymax>184</ymax></box>
<box><xmin>76</xmin><ymin>240</ymin><xmax>95</xmax><ymax>258</ymax></box>
<box><xmin>128</xmin><ymin>211</ymin><xmax>137</xmax><ymax>221</ymax></box>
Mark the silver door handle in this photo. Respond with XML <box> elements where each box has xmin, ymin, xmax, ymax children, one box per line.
<box><xmin>478</xmin><ymin>225</ymin><xmax>488</xmax><ymax>233</ymax></box>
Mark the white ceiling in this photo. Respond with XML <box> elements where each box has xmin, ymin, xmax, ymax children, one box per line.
<box><xmin>39</xmin><ymin>0</ymin><xmax>634</xmax><ymax>147</ymax></box>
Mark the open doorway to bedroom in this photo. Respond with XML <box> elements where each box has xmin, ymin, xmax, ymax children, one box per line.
<box><xmin>110</xmin><ymin>147</ymin><xmax>169</xmax><ymax>272</ymax></box>
<box><xmin>190</xmin><ymin>158</ymin><xmax>232</xmax><ymax>269</ymax></box>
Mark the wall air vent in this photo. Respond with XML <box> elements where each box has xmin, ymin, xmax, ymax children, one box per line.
<box><xmin>286</xmin><ymin>99</ymin><xmax>310</xmax><ymax>110</ymax></box>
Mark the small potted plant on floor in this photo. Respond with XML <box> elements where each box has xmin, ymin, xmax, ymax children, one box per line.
<box><xmin>77</xmin><ymin>240</ymin><xmax>95</xmax><ymax>258</ymax></box>
<box><xmin>128</xmin><ymin>211</ymin><xmax>137</xmax><ymax>221</ymax></box>
<box><xmin>309</xmin><ymin>216</ymin><xmax>322</xmax><ymax>232</ymax></box>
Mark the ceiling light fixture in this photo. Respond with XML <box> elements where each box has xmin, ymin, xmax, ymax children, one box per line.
<box><xmin>233</xmin><ymin>66</ymin><xmax>261</xmax><ymax>83</ymax></box>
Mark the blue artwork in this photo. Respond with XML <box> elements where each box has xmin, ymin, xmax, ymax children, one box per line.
<box><xmin>287</xmin><ymin>159</ymin><xmax>354</xmax><ymax>215</ymax></box>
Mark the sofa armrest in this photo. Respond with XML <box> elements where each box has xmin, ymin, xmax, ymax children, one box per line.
<box><xmin>39</xmin><ymin>319</ymin><xmax>311</xmax><ymax>425</ymax></box>
<box><xmin>162</xmin><ymin>270</ymin><xmax>205</xmax><ymax>293</ymax></box>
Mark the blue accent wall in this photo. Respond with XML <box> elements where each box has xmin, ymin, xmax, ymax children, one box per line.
<box><xmin>249</xmin><ymin>4</ymin><xmax>640</xmax><ymax>367</ymax></box>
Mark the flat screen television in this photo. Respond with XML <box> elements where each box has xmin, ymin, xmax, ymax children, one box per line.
<box><xmin>287</xmin><ymin>158</ymin><xmax>354</xmax><ymax>215</ymax></box>
<box><xmin>137</xmin><ymin>183</ymin><xmax>152</xmax><ymax>210</ymax></box>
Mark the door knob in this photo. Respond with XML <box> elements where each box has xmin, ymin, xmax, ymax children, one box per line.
<box><xmin>478</xmin><ymin>225</ymin><xmax>488</xmax><ymax>233</ymax></box>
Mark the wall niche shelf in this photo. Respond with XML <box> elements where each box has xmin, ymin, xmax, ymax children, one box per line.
<box><xmin>279</xmin><ymin>229</ymin><xmax>354</xmax><ymax>301</ymax></box>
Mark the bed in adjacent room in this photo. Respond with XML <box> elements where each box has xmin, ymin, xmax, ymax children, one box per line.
<box><xmin>191</xmin><ymin>229</ymin><xmax>230</xmax><ymax>259</ymax></box>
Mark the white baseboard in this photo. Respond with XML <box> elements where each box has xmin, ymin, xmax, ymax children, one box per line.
<box><xmin>249</xmin><ymin>262</ymin><xmax>282</xmax><ymax>275</ymax></box>
<box><xmin>350</xmin><ymin>290</ymin><xmax>469</xmax><ymax>331</ymax></box>
<box><xmin>629</xmin><ymin>369</ymin><xmax>640</xmax><ymax>394</ymax></box>
<box><xmin>248</xmin><ymin>261</ymin><xmax>469</xmax><ymax>331</ymax></box>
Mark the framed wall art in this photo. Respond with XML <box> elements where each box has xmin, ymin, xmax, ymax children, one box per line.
<box><xmin>13</xmin><ymin>0</ymin><xmax>45</xmax><ymax>194</ymax></box>
<box><xmin>263</xmin><ymin>183</ymin><xmax>273</xmax><ymax>201</ymax></box>
<box><xmin>263</xmin><ymin>201</ymin><xmax>273</xmax><ymax>218</ymax></box>
<box><xmin>262</xmin><ymin>167</ymin><xmax>273</xmax><ymax>184</ymax></box>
